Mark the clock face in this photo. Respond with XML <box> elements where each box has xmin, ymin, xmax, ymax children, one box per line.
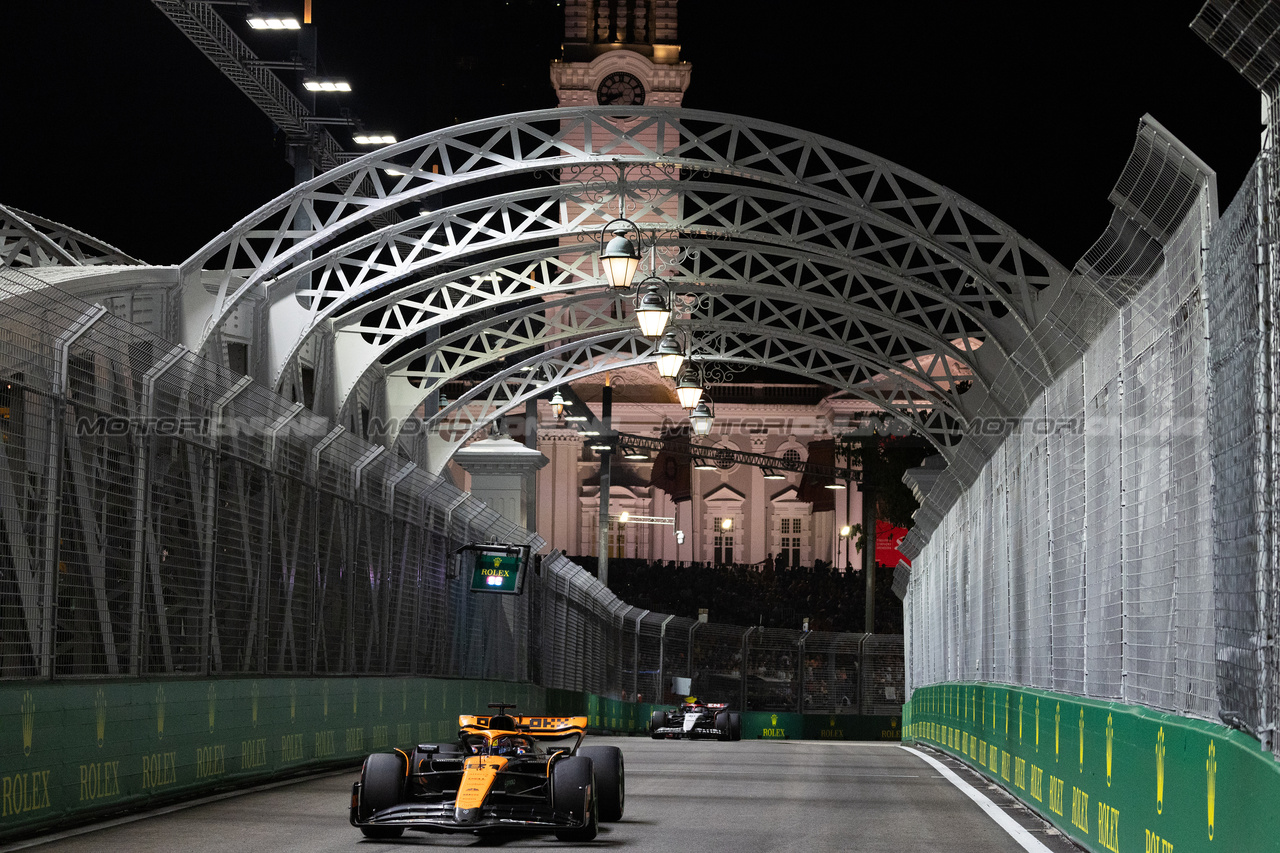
<box><xmin>596</xmin><ymin>72</ymin><xmax>645</xmax><ymax>106</ymax></box>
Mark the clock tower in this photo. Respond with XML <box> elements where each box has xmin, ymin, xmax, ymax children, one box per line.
<box><xmin>550</xmin><ymin>1</ymin><xmax>691</xmax><ymax>108</ymax></box>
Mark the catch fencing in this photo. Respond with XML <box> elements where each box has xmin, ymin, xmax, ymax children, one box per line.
<box><xmin>903</xmin><ymin>123</ymin><xmax>1280</xmax><ymax>758</ymax></box>
<box><xmin>0</xmin><ymin>265</ymin><xmax>902</xmax><ymax>712</ymax></box>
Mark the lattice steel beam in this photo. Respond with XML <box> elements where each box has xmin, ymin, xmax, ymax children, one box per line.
<box><xmin>0</xmin><ymin>204</ymin><xmax>143</xmax><ymax>268</ymax></box>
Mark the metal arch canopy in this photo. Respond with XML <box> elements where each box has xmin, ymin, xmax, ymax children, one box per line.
<box><xmin>179</xmin><ymin>107</ymin><xmax>1087</xmax><ymax>474</ymax></box>
<box><xmin>414</xmin><ymin>329</ymin><xmax>964</xmax><ymax>468</ymax></box>
<box><xmin>0</xmin><ymin>204</ymin><xmax>144</xmax><ymax>268</ymax></box>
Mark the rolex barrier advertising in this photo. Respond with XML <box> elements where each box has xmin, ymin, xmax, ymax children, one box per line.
<box><xmin>0</xmin><ymin>677</ymin><xmax>541</xmax><ymax>841</ymax></box>
<box><xmin>904</xmin><ymin>682</ymin><xmax>1280</xmax><ymax>853</ymax></box>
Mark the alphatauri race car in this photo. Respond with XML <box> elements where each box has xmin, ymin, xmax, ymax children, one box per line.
<box><xmin>350</xmin><ymin>704</ymin><xmax>624</xmax><ymax>841</ymax></box>
<box><xmin>649</xmin><ymin>696</ymin><xmax>742</xmax><ymax>740</ymax></box>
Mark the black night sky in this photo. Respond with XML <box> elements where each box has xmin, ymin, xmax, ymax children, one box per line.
<box><xmin>5</xmin><ymin>1</ymin><xmax>1261</xmax><ymax>269</ymax></box>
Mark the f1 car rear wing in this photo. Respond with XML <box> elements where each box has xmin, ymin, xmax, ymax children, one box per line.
<box><xmin>457</xmin><ymin>714</ymin><xmax>588</xmax><ymax>737</ymax></box>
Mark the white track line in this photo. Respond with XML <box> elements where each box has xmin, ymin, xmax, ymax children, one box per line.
<box><xmin>899</xmin><ymin>745</ymin><xmax>1053</xmax><ymax>853</ymax></box>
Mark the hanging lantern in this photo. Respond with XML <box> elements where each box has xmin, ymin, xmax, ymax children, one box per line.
<box><xmin>654</xmin><ymin>329</ymin><xmax>686</xmax><ymax>379</ymax></box>
<box><xmin>689</xmin><ymin>397</ymin><xmax>714</xmax><ymax>436</ymax></box>
<box><xmin>675</xmin><ymin>363</ymin><xmax>704</xmax><ymax>410</ymax></box>
<box><xmin>600</xmin><ymin>226</ymin><xmax>641</xmax><ymax>289</ymax></box>
<box><xmin>634</xmin><ymin>281</ymin><xmax>672</xmax><ymax>337</ymax></box>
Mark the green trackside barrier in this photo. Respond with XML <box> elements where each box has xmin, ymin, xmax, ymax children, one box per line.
<box><xmin>904</xmin><ymin>682</ymin><xmax>1280</xmax><ymax>853</ymax></box>
<box><xmin>0</xmin><ymin>677</ymin><xmax>543</xmax><ymax>842</ymax></box>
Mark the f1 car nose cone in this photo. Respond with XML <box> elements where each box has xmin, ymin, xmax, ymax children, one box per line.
<box><xmin>454</xmin><ymin>805</ymin><xmax>482</xmax><ymax>824</ymax></box>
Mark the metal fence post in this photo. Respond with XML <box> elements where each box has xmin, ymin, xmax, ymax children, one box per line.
<box><xmin>741</xmin><ymin>626</ymin><xmax>756</xmax><ymax>711</ymax></box>
<box><xmin>46</xmin><ymin>305</ymin><xmax>108</xmax><ymax>678</ymax></box>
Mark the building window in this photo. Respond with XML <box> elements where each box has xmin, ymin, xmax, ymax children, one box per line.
<box><xmin>777</xmin><ymin>517</ymin><xmax>801</xmax><ymax>568</ymax></box>
<box><xmin>609</xmin><ymin>518</ymin><xmax>627</xmax><ymax>558</ymax></box>
<box><xmin>713</xmin><ymin>516</ymin><xmax>734</xmax><ymax>565</ymax></box>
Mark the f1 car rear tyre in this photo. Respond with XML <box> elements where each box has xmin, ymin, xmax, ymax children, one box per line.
<box><xmin>729</xmin><ymin>712</ymin><xmax>742</xmax><ymax>741</ymax></box>
<box><xmin>649</xmin><ymin>709</ymin><xmax>667</xmax><ymax>738</ymax></box>
<box><xmin>578</xmin><ymin>745</ymin><xmax>625</xmax><ymax>821</ymax></box>
<box><xmin>715</xmin><ymin>710</ymin><xmax>732</xmax><ymax>741</ymax></box>
<box><xmin>358</xmin><ymin>753</ymin><xmax>406</xmax><ymax>839</ymax></box>
<box><xmin>552</xmin><ymin>756</ymin><xmax>599</xmax><ymax>841</ymax></box>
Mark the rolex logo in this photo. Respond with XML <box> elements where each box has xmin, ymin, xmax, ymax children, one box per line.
<box><xmin>1034</xmin><ymin>698</ymin><xmax>1040</xmax><ymax>752</ymax></box>
<box><xmin>21</xmin><ymin>691</ymin><xmax>35</xmax><ymax>757</ymax></box>
<box><xmin>251</xmin><ymin>681</ymin><xmax>260</xmax><ymax>728</ymax></box>
<box><xmin>1055</xmin><ymin>702</ymin><xmax>1060</xmax><ymax>760</ymax></box>
<box><xmin>1155</xmin><ymin>727</ymin><xmax>1165</xmax><ymax>814</ymax></box>
<box><xmin>1206</xmin><ymin>740</ymin><xmax>1216</xmax><ymax>840</ymax></box>
<box><xmin>771</xmin><ymin>714</ymin><xmax>778</xmax><ymax>727</ymax></box>
<box><xmin>208</xmin><ymin>683</ymin><xmax>217</xmax><ymax>733</ymax></box>
<box><xmin>157</xmin><ymin>685</ymin><xmax>166</xmax><ymax>740</ymax></box>
<box><xmin>1078</xmin><ymin>708</ymin><xmax>1085</xmax><ymax>771</ymax></box>
<box><xmin>1105</xmin><ymin>714</ymin><xmax>1114</xmax><ymax>786</ymax></box>
<box><xmin>95</xmin><ymin>687</ymin><xmax>107</xmax><ymax>747</ymax></box>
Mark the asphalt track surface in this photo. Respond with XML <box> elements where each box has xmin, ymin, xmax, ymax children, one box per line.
<box><xmin>5</xmin><ymin>739</ymin><xmax>1085</xmax><ymax>853</ymax></box>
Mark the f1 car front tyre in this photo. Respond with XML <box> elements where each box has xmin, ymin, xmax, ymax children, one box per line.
<box><xmin>649</xmin><ymin>709</ymin><xmax>667</xmax><ymax>738</ymax></box>
<box><xmin>552</xmin><ymin>756</ymin><xmax>599</xmax><ymax>841</ymax></box>
<box><xmin>578</xmin><ymin>745</ymin><xmax>625</xmax><ymax>821</ymax></box>
<box><xmin>358</xmin><ymin>753</ymin><xmax>406</xmax><ymax>839</ymax></box>
<box><xmin>715</xmin><ymin>710</ymin><xmax>732</xmax><ymax>741</ymax></box>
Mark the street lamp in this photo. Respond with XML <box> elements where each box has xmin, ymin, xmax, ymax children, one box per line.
<box><xmin>599</xmin><ymin>219</ymin><xmax>641</xmax><ymax>289</ymax></box>
<box><xmin>634</xmin><ymin>279</ymin><xmax>672</xmax><ymax>337</ymax></box>
<box><xmin>549</xmin><ymin>390</ymin><xmax>565</xmax><ymax>418</ymax></box>
<box><xmin>688</xmin><ymin>397</ymin><xmax>714</xmax><ymax>436</ymax></box>
<box><xmin>654</xmin><ymin>329</ymin><xmax>686</xmax><ymax>379</ymax></box>
<box><xmin>839</xmin><ymin>525</ymin><xmax>852</xmax><ymax>570</ymax></box>
<box><xmin>674</xmin><ymin>362</ymin><xmax>704</xmax><ymax>410</ymax></box>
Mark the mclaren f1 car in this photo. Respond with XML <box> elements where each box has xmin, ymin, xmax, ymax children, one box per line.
<box><xmin>350</xmin><ymin>704</ymin><xmax>624</xmax><ymax>841</ymax></box>
<box><xmin>649</xmin><ymin>696</ymin><xmax>742</xmax><ymax>740</ymax></box>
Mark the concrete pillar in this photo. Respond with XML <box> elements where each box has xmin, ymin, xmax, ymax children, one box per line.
<box><xmin>453</xmin><ymin>434</ymin><xmax>549</xmax><ymax>530</ymax></box>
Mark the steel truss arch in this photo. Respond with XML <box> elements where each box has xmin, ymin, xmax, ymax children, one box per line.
<box><xmin>355</xmin><ymin>284</ymin><xmax>993</xmax><ymax>429</ymax></box>
<box><xmin>179</xmin><ymin>107</ymin><xmax>1079</xmax><ymax>473</ymax></box>
<box><xmin>337</xmin><ymin>239</ymin><xmax>1018</xmax><ymax>391</ymax></box>
<box><xmin>0</xmin><ymin>204</ymin><xmax>144</xmax><ymax>268</ymax></box>
<box><xmin>233</xmin><ymin>175</ymin><xmax>1043</xmax><ymax>391</ymax></box>
<box><xmin>419</xmin><ymin>326</ymin><xmax>965</xmax><ymax>470</ymax></box>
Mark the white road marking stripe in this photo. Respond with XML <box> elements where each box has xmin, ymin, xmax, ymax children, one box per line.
<box><xmin>899</xmin><ymin>745</ymin><xmax>1054</xmax><ymax>853</ymax></box>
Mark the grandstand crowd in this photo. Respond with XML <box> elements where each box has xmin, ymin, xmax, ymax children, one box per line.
<box><xmin>571</xmin><ymin>557</ymin><xmax>904</xmax><ymax>634</ymax></box>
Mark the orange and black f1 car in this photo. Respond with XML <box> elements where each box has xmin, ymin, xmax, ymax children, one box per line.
<box><xmin>350</xmin><ymin>704</ymin><xmax>624</xmax><ymax>841</ymax></box>
<box><xmin>649</xmin><ymin>696</ymin><xmax>742</xmax><ymax>740</ymax></box>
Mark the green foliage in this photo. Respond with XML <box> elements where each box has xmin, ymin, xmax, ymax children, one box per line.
<box><xmin>836</xmin><ymin>431</ymin><xmax>931</xmax><ymax>536</ymax></box>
